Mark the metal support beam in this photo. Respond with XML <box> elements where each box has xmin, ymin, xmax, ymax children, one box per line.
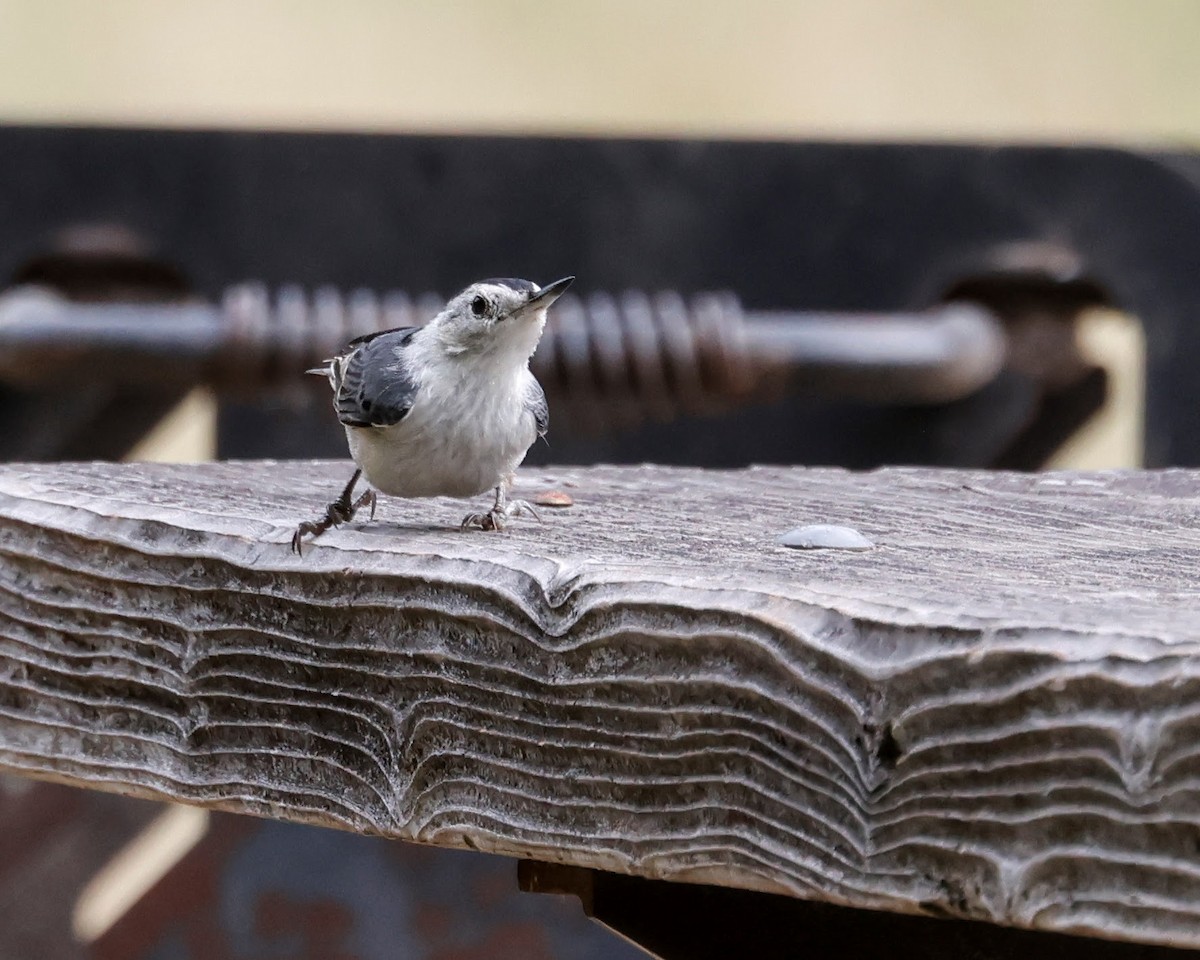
<box><xmin>520</xmin><ymin>862</ymin><xmax>1198</xmax><ymax>960</ymax></box>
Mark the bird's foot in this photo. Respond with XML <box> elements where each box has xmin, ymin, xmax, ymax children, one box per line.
<box><xmin>507</xmin><ymin>499</ymin><xmax>542</xmax><ymax>523</ymax></box>
<box><xmin>291</xmin><ymin>474</ymin><xmax>376</xmax><ymax>555</ymax></box>
<box><xmin>460</xmin><ymin>509</ymin><xmax>503</xmax><ymax>532</ymax></box>
<box><xmin>459</xmin><ymin>499</ymin><xmax>541</xmax><ymax>532</ymax></box>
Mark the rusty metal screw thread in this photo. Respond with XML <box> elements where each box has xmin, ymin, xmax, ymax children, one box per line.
<box><xmin>220</xmin><ymin>283</ymin><xmax>760</xmax><ymax>428</ymax></box>
<box><xmin>221</xmin><ymin>282</ymin><xmax>441</xmax><ymax>384</ymax></box>
<box><xmin>538</xmin><ymin>289</ymin><xmax>758</xmax><ymax>431</ymax></box>
<box><xmin>0</xmin><ymin>281</ymin><xmax>1004</xmax><ymax>415</ymax></box>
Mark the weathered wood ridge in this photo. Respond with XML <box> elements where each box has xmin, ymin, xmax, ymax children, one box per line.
<box><xmin>0</xmin><ymin>461</ymin><xmax>1198</xmax><ymax>948</ymax></box>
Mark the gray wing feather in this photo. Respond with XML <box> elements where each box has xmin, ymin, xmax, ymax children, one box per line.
<box><xmin>330</xmin><ymin>327</ymin><xmax>419</xmax><ymax>427</ymax></box>
<box><xmin>526</xmin><ymin>377</ymin><xmax>549</xmax><ymax>439</ymax></box>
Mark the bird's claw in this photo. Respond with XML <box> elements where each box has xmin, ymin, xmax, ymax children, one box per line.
<box><xmin>290</xmin><ymin>521</ymin><xmax>325</xmax><ymax>555</ymax></box>
<box><xmin>507</xmin><ymin>499</ymin><xmax>542</xmax><ymax>522</ymax></box>
<box><xmin>459</xmin><ymin>498</ymin><xmax>541</xmax><ymax>533</ymax></box>
<box><xmin>460</xmin><ymin>511</ymin><xmax>501</xmax><ymax>532</ymax></box>
<box><xmin>291</xmin><ymin>483</ymin><xmax>376</xmax><ymax>556</ymax></box>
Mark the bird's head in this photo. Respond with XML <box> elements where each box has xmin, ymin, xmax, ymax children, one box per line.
<box><xmin>430</xmin><ymin>276</ymin><xmax>574</xmax><ymax>361</ymax></box>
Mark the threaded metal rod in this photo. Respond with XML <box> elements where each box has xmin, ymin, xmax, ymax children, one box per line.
<box><xmin>0</xmin><ymin>285</ymin><xmax>1006</xmax><ymax>423</ymax></box>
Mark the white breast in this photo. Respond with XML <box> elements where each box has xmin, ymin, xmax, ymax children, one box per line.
<box><xmin>347</xmin><ymin>364</ymin><xmax>539</xmax><ymax>499</ymax></box>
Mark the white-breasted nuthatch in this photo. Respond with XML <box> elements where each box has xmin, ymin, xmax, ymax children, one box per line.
<box><xmin>291</xmin><ymin>275</ymin><xmax>574</xmax><ymax>553</ymax></box>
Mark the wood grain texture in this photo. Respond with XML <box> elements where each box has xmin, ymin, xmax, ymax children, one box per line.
<box><xmin>0</xmin><ymin>461</ymin><xmax>1198</xmax><ymax>947</ymax></box>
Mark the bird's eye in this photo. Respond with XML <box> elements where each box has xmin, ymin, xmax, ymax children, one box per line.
<box><xmin>470</xmin><ymin>295</ymin><xmax>489</xmax><ymax>317</ymax></box>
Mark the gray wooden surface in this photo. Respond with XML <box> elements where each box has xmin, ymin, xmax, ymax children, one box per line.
<box><xmin>0</xmin><ymin>460</ymin><xmax>1198</xmax><ymax>947</ymax></box>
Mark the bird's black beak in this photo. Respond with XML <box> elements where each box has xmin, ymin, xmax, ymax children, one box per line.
<box><xmin>528</xmin><ymin>276</ymin><xmax>574</xmax><ymax>306</ymax></box>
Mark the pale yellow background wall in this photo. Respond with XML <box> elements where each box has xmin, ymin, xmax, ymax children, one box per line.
<box><xmin>3</xmin><ymin>0</ymin><xmax>1194</xmax><ymax>465</ymax></box>
<box><xmin>2</xmin><ymin>0</ymin><xmax>1199</xmax><ymax>143</ymax></box>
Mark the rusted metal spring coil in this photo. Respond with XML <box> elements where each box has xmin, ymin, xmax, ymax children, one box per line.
<box><xmin>0</xmin><ymin>284</ymin><xmax>1007</xmax><ymax>425</ymax></box>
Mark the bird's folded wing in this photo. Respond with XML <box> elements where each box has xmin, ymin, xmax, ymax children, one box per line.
<box><xmin>332</xmin><ymin>327</ymin><xmax>419</xmax><ymax>427</ymax></box>
<box><xmin>525</xmin><ymin>377</ymin><xmax>549</xmax><ymax>438</ymax></box>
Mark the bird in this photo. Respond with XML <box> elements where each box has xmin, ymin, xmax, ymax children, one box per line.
<box><xmin>291</xmin><ymin>275</ymin><xmax>574</xmax><ymax>554</ymax></box>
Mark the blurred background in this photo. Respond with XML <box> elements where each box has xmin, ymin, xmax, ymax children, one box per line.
<box><xmin>1</xmin><ymin>1</ymin><xmax>1199</xmax><ymax>958</ymax></box>
<box><xmin>3</xmin><ymin>0</ymin><xmax>1199</xmax><ymax>141</ymax></box>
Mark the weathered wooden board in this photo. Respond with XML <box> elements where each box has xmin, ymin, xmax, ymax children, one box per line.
<box><xmin>0</xmin><ymin>461</ymin><xmax>1198</xmax><ymax>948</ymax></box>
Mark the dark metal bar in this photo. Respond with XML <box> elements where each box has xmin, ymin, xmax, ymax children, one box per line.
<box><xmin>519</xmin><ymin>861</ymin><xmax>1200</xmax><ymax>960</ymax></box>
